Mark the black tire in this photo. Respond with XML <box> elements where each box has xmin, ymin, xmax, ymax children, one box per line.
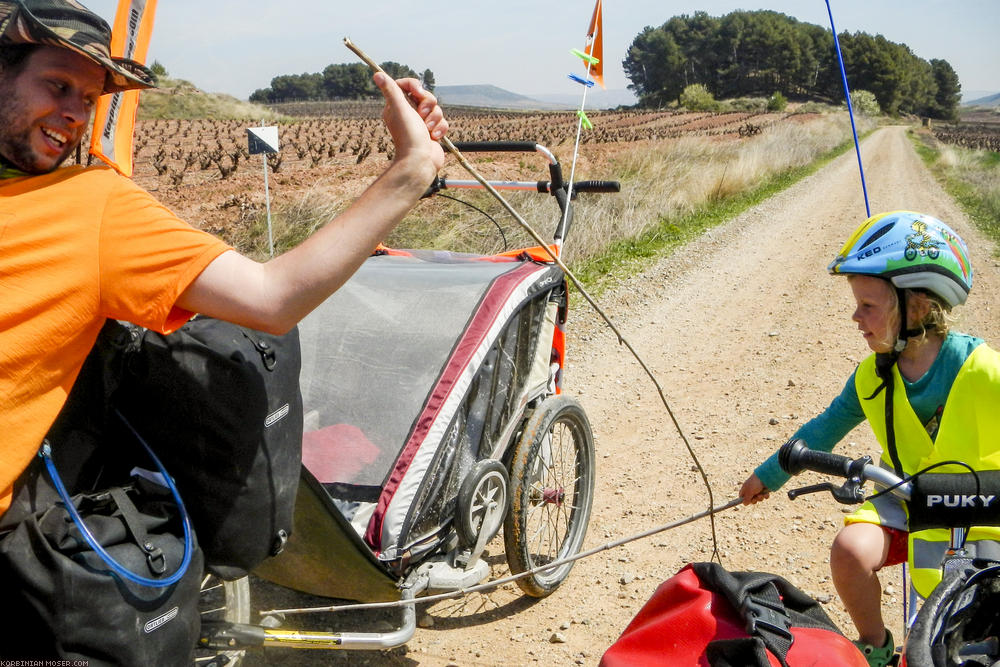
<box><xmin>456</xmin><ymin>459</ymin><xmax>509</xmax><ymax>548</ymax></box>
<box><xmin>503</xmin><ymin>395</ymin><xmax>595</xmax><ymax>597</ymax></box>
<box><xmin>195</xmin><ymin>573</ymin><xmax>250</xmax><ymax>665</ymax></box>
<box><xmin>905</xmin><ymin>563</ymin><xmax>1000</xmax><ymax>667</ymax></box>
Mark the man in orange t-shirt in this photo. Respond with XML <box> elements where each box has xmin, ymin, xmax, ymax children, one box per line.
<box><xmin>0</xmin><ymin>0</ymin><xmax>449</xmax><ymax>515</ymax></box>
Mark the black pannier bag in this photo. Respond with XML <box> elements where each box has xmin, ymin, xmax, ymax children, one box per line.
<box><xmin>0</xmin><ymin>320</ymin><xmax>204</xmax><ymax>665</ymax></box>
<box><xmin>117</xmin><ymin>316</ymin><xmax>304</xmax><ymax>579</ymax></box>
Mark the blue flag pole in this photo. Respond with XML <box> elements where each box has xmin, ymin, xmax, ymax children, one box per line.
<box><xmin>826</xmin><ymin>0</ymin><xmax>871</xmax><ymax>218</ymax></box>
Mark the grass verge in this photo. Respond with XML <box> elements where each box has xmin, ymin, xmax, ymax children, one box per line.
<box><xmin>908</xmin><ymin>129</ymin><xmax>1000</xmax><ymax>256</ymax></box>
<box><xmin>570</xmin><ymin>133</ymin><xmax>864</xmax><ymax>293</ymax></box>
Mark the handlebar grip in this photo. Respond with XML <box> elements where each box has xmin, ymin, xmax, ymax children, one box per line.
<box><xmin>778</xmin><ymin>439</ymin><xmax>853</xmax><ymax>477</ymax></box>
<box><xmin>910</xmin><ymin>470</ymin><xmax>1000</xmax><ymax>530</ymax></box>
<box><xmin>451</xmin><ymin>141</ymin><xmax>539</xmax><ymax>153</ymax></box>
<box><xmin>572</xmin><ymin>180</ymin><xmax>621</xmax><ymax>193</ymax></box>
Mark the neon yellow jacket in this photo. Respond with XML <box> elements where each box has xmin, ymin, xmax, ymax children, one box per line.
<box><xmin>851</xmin><ymin>342</ymin><xmax>1000</xmax><ymax>596</ymax></box>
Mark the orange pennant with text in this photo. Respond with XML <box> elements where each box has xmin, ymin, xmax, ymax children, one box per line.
<box><xmin>90</xmin><ymin>0</ymin><xmax>158</xmax><ymax>177</ymax></box>
<box><xmin>584</xmin><ymin>0</ymin><xmax>605</xmax><ymax>89</ymax></box>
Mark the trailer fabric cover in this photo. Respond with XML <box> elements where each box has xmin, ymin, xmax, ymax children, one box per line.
<box><xmin>298</xmin><ymin>251</ymin><xmax>563</xmax><ymax>561</ymax></box>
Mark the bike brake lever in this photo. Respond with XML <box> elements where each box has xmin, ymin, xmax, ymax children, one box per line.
<box><xmin>788</xmin><ymin>480</ymin><xmax>865</xmax><ymax>504</ymax></box>
<box><xmin>420</xmin><ymin>176</ymin><xmax>445</xmax><ymax>199</ymax></box>
<box><xmin>787</xmin><ymin>482</ymin><xmax>836</xmax><ymax>500</ymax></box>
<box><xmin>830</xmin><ymin>479</ymin><xmax>866</xmax><ymax>505</ymax></box>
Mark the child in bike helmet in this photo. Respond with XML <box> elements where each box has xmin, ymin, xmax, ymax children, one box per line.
<box><xmin>739</xmin><ymin>211</ymin><xmax>1000</xmax><ymax>667</ymax></box>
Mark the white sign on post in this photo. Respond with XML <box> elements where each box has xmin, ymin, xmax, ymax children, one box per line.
<box><xmin>247</xmin><ymin>126</ymin><xmax>280</xmax><ymax>155</ymax></box>
<box><xmin>247</xmin><ymin>126</ymin><xmax>281</xmax><ymax>257</ymax></box>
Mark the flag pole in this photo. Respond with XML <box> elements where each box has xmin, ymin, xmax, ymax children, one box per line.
<box><xmin>560</xmin><ymin>0</ymin><xmax>604</xmax><ymax>256</ymax></box>
<box><xmin>561</xmin><ymin>53</ymin><xmax>597</xmax><ymax>256</ymax></box>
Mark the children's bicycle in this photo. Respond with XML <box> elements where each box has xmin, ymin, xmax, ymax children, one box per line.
<box><xmin>779</xmin><ymin>439</ymin><xmax>1000</xmax><ymax>667</ymax></box>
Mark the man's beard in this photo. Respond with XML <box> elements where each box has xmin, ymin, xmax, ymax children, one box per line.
<box><xmin>0</xmin><ymin>84</ymin><xmax>79</xmax><ymax>174</ymax></box>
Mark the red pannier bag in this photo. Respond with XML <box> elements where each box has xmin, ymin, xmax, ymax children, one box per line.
<box><xmin>601</xmin><ymin>562</ymin><xmax>869</xmax><ymax>667</ymax></box>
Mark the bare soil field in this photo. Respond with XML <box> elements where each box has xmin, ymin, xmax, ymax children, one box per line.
<box><xmin>228</xmin><ymin>125</ymin><xmax>1000</xmax><ymax>667</ymax></box>
<box><xmin>116</xmin><ymin>107</ymin><xmax>808</xmax><ymax>243</ymax></box>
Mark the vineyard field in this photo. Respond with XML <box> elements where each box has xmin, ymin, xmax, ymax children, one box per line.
<box><xmin>82</xmin><ymin>106</ymin><xmax>829</xmax><ymax>249</ymax></box>
<box><xmin>931</xmin><ymin>109</ymin><xmax>1000</xmax><ymax>152</ymax></box>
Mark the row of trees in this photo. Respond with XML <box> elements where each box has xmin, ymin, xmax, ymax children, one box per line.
<box><xmin>623</xmin><ymin>10</ymin><xmax>961</xmax><ymax>120</ymax></box>
<box><xmin>250</xmin><ymin>62</ymin><xmax>435</xmax><ymax>103</ymax></box>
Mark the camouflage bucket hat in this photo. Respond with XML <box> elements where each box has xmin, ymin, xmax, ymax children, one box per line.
<box><xmin>0</xmin><ymin>0</ymin><xmax>155</xmax><ymax>93</ymax></box>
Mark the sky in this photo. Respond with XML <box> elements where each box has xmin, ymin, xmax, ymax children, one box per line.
<box><xmin>84</xmin><ymin>1</ymin><xmax>999</xmax><ymax>101</ymax></box>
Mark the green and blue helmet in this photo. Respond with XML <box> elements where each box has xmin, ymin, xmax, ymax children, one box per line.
<box><xmin>828</xmin><ymin>210</ymin><xmax>972</xmax><ymax>308</ymax></box>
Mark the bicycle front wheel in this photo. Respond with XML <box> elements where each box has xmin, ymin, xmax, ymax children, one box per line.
<box><xmin>504</xmin><ymin>395</ymin><xmax>595</xmax><ymax>598</ymax></box>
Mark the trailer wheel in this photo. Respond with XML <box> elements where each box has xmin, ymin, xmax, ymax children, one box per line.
<box><xmin>504</xmin><ymin>395</ymin><xmax>595</xmax><ymax>597</ymax></box>
<box><xmin>195</xmin><ymin>573</ymin><xmax>250</xmax><ymax>664</ymax></box>
<box><xmin>456</xmin><ymin>459</ymin><xmax>509</xmax><ymax>548</ymax></box>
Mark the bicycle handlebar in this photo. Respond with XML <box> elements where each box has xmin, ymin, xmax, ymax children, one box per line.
<box><xmin>426</xmin><ymin>177</ymin><xmax>620</xmax><ymax>195</ymax></box>
<box><xmin>572</xmin><ymin>180</ymin><xmax>622</xmax><ymax>193</ymax></box>
<box><xmin>778</xmin><ymin>438</ymin><xmax>911</xmax><ymax>503</ymax></box>
<box><xmin>451</xmin><ymin>141</ymin><xmax>545</xmax><ymax>154</ymax></box>
<box><xmin>778</xmin><ymin>439</ymin><xmax>1000</xmax><ymax>530</ymax></box>
<box><xmin>429</xmin><ymin>140</ymin><xmax>619</xmax><ymax>244</ymax></box>
<box><xmin>778</xmin><ymin>440</ymin><xmax>855</xmax><ymax>478</ymax></box>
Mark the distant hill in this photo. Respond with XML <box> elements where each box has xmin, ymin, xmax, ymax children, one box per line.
<box><xmin>528</xmin><ymin>88</ymin><xmax>638</xmax><ymax>110</ymax></box>
<box><xmin>962</xmin><ymin>90</ymin><xmax>997</xmax><ymax>103</ymax></box>
<box><xmin>138</xmin><ymin>77</ymin><xmax>281</xmax><ymax>120</ymax></box>
<box><xmin>434</xmin><ymin>84</ymin><xmax>567</xmax><ymax>110</ymax></box>
<box><xmin>434</xmin><ymin>84</ymin><xmax>637</xmax><ymax>111</ymax></box>
<box><xmin>963</xmin><ymin>91</ymin><xmax>1000</xmax><ymax>108</ymax></box>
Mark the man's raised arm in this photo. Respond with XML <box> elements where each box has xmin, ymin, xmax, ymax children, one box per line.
<box><xmin>176</xmin><ymin>74</ymin><xmax>448</xmax><ymax>334</ymax></box>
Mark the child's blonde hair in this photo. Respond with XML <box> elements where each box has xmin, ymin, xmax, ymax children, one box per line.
<box><xmin>910</xmin><ymin>289</ymin><xmax>953</xmax><ymax>339</ymax></box>
<box><xmin>887</xmin><ymin>287</ymin><xmax>953</xmax><ymax>340</ymax></box>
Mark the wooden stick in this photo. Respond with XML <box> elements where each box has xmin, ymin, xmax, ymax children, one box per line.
<box><xmin>342</xmin><ymin>36</ymin><xmax>723</xmax><ymax>556</ymax></box>
<box><xmin>343</xmin><ymin>37</ymin><xmax>499</xmax><ymax>204</ymax></box>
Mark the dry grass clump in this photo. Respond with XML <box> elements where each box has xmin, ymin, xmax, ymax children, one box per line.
<box><xmin>227</xmin><ymin>186</ymin><xmax>345</xmax><ymax>261</ymax></box>
<box><xmin>241</xmin><ymin>113</ymin><xmax>868</xmax><ymax>267</ymax></box>
<box><xmin>561</xmin><ymin>113</ymin><xmax>868</xmax><ymax>265</ymax></box>
<box><xmin>911</xmin><ymin>128</ymin><xmax>1000</xmax><ymax>249</ymax></box>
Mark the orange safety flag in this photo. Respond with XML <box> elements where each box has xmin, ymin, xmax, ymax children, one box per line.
<box><xmin>89</xmin><ymin>0</ymin><xmax>158</xmax><ymax>177</ymax></box>
<box><xmin>584</xmin><ymin>0</ymin><xmax>605</xmax><ymax>89</ymax></box>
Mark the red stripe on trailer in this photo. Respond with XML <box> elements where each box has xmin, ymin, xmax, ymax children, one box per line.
<box><xmin>365</xmin><ymin>261</ymin><xmax>544</xmax><ymax>551</ymax></box>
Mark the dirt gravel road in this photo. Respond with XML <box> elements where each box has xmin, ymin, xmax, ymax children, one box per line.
<box><xmin>242</xmin><ymin>125</ymin><xmax>1000</xmax><ymax>666</ymax></box>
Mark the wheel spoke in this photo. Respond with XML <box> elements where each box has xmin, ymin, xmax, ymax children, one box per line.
<box><xmin>505</xmin><ymin>397</ymin><xmax>594</xmax><ymax>596</ymax></box>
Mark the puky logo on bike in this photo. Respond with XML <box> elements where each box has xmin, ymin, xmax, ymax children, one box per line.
<box><xmin>925</xmin><ymin>493</ymin><xmax>996</xmax><ymax>508</ymax></box>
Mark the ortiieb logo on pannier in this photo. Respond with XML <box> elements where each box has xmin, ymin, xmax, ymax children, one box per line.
<box><xmin>144</xmin><ymin>606</ymin><xmax>179</xmax><ymax>633</ymax></box>
<box><xmin>265</xmin><ymin>403</ymin><xmax>291</xmax><ymax>428</ymax></box>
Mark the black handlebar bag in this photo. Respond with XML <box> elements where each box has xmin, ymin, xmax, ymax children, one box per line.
<box><xmin>0</xmin><ymin>321</ymin><xmax>203</xmax><ymax>664</ymax></box>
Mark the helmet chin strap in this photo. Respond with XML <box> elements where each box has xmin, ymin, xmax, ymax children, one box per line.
<box><xmin>866</xmin><ymin>285</ymin><xmax>913</xmax><ymax>398</ymax></box>
<box><xmin>865</xmin><ymin>285</ymin><xmax>915</xmax><ymax>477</ymax></box>
<box><xmin>893</xmin><ymin>286</ymin><xmax>910</xmax><ymax>354</ymax></box>
<box><xmin>0</xmin><ymin>153</ymin><xmax>29</xmax><ymax>180</ymax></box>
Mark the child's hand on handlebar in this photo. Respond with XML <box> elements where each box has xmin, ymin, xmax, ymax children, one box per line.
<box><xmin>739</xmin><ymin>473</ymin><xmax>771</xmax><ymax>505</ymax></box>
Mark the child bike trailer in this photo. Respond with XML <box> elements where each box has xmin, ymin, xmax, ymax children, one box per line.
<box><xmin>235</xmin><ymin>246</ymin><xmax>595</xmax><ymax>641</ymax></box>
